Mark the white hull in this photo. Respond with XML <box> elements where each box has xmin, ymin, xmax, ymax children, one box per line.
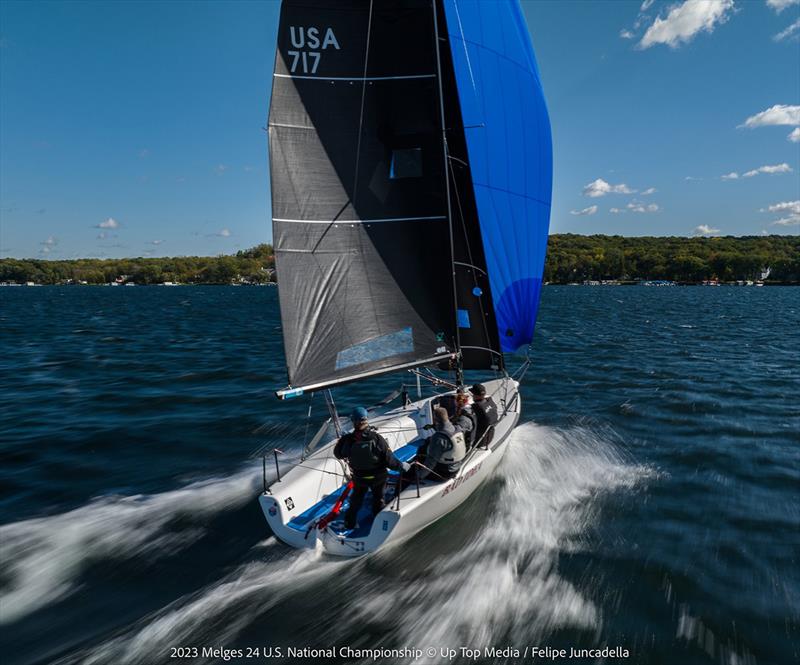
<box><xmin>259</xmin><ymin>377</ymin><xmax>520</xmax><ymax>557</ymax></box>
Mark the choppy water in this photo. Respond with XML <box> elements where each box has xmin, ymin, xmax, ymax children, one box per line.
<box><xmin>1</xmin><ymin>286</ymin><xmax>798</xmax><ymax>665</ymax></box>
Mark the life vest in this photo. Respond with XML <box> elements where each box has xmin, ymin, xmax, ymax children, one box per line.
<box><xmin>429</xmin><ymin>430</ymin><xmax>466</xmax><ymax>467</ymax></box>
<box><xmin>348</xmin><ymin>432</ymin><xmax>382</xmax><ymax>472</ymax></box>
<box><xmin>457</xmin><ymin>408</ymin><xmax>477</xmax><ymax>447</ymax></box>
<box><xmin>473</xmin><ymin>399</ymin><xmax>497</xmax><ymax>446</ymax></box>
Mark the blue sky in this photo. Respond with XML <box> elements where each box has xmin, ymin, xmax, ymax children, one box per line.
<box><xmin>1</xmin><ymin>0</ymin><xmax>798</xmax><ymax>260</ymax></box>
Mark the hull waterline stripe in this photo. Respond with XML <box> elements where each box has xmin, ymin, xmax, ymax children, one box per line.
<box><xmin>274</xmin><ymin>73</ymin><xmax>436</xmax><ymax>82</ymax></box>
<box><xmin>273</xmin><ymin>216</ymin><xmax>446</xmax><ymax>225</ymax></box>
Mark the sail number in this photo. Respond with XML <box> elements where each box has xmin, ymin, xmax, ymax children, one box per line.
<box><xmin>287</xmin><ymin>26</ymin><xmax>340</xmax><ymax>75</ymax></box>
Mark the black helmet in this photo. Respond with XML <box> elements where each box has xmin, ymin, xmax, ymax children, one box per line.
<box><xmin>469</xmin><ymin>383</ymin><xmax>486</xmax><ymax>396</ymax></box>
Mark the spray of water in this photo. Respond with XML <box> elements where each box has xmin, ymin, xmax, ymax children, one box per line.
<box><xmin>69</xmin><ymin>546</ymin><xmax>350</xmax><ymax>665</ymax></box>
<box><xmin>339</xmin><ymin>422</ymin><xmax>655</xmax><ymax>651</ymax></box>
<box><xmin>58</xmin><ymin>422</ymin><xmax>655</xmax><ymax>664</ymax></box>
<box><xmin>0</xmin><ymin>469</ymin><xmax>262</xmax><ymax>625</ymax></box>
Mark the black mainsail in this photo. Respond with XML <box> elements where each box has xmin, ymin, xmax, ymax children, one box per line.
<box><xmin>270</xmin><ymin>0</ymin><xmax>460</xmax><ymax>396</ymax></box>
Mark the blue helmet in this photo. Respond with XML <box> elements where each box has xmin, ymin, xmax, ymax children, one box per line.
<box><xmin>350</xmin><ymin>406</ymin><xmax>368</xmax><ymax>423</ymax></box>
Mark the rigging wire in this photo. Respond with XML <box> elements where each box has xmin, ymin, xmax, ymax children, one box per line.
<box><xmin>350</xmin><ymin>0</ymin><xmax>382</xmax><ymax>334</ymax></box>
<box><xmin>431</xmin><ymin>0</ymin><xmax>462</xmax><ymax>383</ymax></box>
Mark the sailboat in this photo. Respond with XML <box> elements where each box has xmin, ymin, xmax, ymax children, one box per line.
<box><xmin>259</xmin><ymin>0</ymin><xmax>552</xmax><ymax>556</ymax></box>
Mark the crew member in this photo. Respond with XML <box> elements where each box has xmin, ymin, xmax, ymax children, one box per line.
<box><xmin>453</xmin><ymin>388</ymin><xmax>476</xmax><ymax>448</ymax></box>
<box><xmin>333</xmin><ymin>407</ymin><xmax>410</xmax><ymax>530</ymax></box>
<box><xmin>469</xmin><ymin>383</ymin><xmax>498</xmax><ymax>448</ymax></box>
<box><xmin>419</xmin><ymin>406</ymin><xmax>467</xmax><ymax>480</ymax></box>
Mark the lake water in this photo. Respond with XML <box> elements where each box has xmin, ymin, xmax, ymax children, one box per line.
<box><xmin>1</xmin><ymin>286</ymin><xmax>798</xmax><ymax>665</ymax></box>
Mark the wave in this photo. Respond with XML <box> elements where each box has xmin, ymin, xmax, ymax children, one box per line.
<box><xmin>340</xmin><ymin>422</ymin><xmax>656</xmax><ymax>651</ymax></box>
<box><xmin>0</xmin><ymin>469</ymin><xmax>262</xmax><ymax>625</ymax></box>
<box><xmin>59</xmin><ymin>422</ymin><xmax>655</xmax><ymax>664</ymax></box>
<box><xmin>65</xmin><ymin>547</ymin><xmax>349</xmax><ymax>665</ymax></box>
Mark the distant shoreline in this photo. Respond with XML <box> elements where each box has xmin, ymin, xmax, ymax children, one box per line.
<box><xmin>1</xmin><ymin>235</ymin><xmax>798</xmax><ymax>285</ymax></box>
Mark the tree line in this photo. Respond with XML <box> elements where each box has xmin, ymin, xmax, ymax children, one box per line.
<box><xmin>0</xmin><ymin>244</ymin><xmax>276</xmax><ymax>285</ymax></box>
<box><xmin>1</xmin><ymin>236</ymin><xmax>798</xmax><ymax>285</ymax></box>
<box><xmin>543</xmin><ymin>234</ymin><xmax>799</xmax><ymax>283</ymax></box>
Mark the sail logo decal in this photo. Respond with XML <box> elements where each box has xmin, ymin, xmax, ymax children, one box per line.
<box><xmin>286</xmin><ymin>27</ymin><xmax>340</xmax><ymax>75</ymax></box>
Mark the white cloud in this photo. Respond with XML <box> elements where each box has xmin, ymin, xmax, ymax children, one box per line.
<box><xmin>640</xmin><ymin>187</ymin><xmax>657</xmax><ymax>195</ymax></box>
<box><xmin>693</xmin><ymin>224</ymin><xmax>720</xmax><ymax>236</ymax></box>
<box><xmin>766</xmin><ymin>0</ymin><xmax>799</xmax><ymax>13</ymax></box>
<box><xmin>149</xmin><ymin>240</ymin><xmax>165</xmax><ymax>246</ymax></box>
<box><xmin>217</xmin><ymin>228</ymin><xmax>231</xmax><ymax>237</ymax></box>
<box><xmin>582</xmin><ymin>178</ymin><xmax>635</xmax><ymax>197</ymax></box>
<box><xmin>641</xmin><ymin>0</ymin><xmax>655</xmax><ymax>10</ymax></box>
<box><xmin>39</xmin><ymin>236</ymin><xmax>57</xmax><ymax>254</ymax></box>
<box><xmin>610</xmin><ymin>207</ymin><xmax>624</xmax><ymax>214</ymax></box>
<box><xmin>570</xmin><ymin>205</ymin><xmax>598</xmax><ymax>216</ymax></box>
<box><xmin>774</xmin><ymin>18</ymin><xmax>800</xmax><ymax>40</ymax></box>
<box><xmin>627</xmin><ymin>202</ymin><xmax>660</xmax><ymax>213</ymax></box>
<box><xmin>684</xmin><ymin>175</ymin><xmax>703</xmax><ymax>181</ymax></box>
<box><xmin>742</xmin><ymin>163</ymin><xmax>792</xmax><ymax>177</ymax></box>
<box><xmin>788</xmin><ymin>127</ymin><xmax>800</xmax><ymax>142</ymax></box>
<box><xmin>96</xmin><ymin>217</ymin><xmax>119</xmax><ymax>229</ymax></box>
<box><xmin>721</xmin><ymin>172</ymin><xmax>739</xmax><ymax>180</ymax></box>
<box><xmin>215</xmin><ymin>164</ymin><xmax>228</xmax><ymax>175</ymax></box>
<box><xmin>741</xmin><ymin>104</ymin><xmax>800</xmax><ymax>128</ymax></box>
<box><xmin>762</xmin><ymin>200</ymin><xmax>800</xmax><ymax>226</ymax></box>
<box><xmin>639</xmin><ymin>0</ymin><xmax>734</xmax><ymax>49</ymax></box>
<box><xmin>765</xmin><ymin>200</ymin><xmax>800</xmax><ymax>214</ymax></box>
<box><xmin>97</xmin><ymin>232</ymin><xmax>108</xmax><ymax>240</ymax></box>
<box><xmin>620</xmin><ymin>29</ymin><xmax>635</xmax><ymax>39</ymax></box>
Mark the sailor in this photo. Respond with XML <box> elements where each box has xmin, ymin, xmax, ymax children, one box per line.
<box><xmin>419</xmin><ymin>406</ymin><xmax>467</xmax><ymax>480</ymax></box>
<box><xmin>453</xmin><ymin>388</ymin><xmax>476</xmax><ymax>448</ymax></box>
<box><xmin>469</xmin><ymin>383</ymin><xmax>498</xmax><ymax>448</ymax></box>
<box><xmin>333</xmin><ymin>406</ymin><xmax>410</xmax><ymax>530</ymax></box>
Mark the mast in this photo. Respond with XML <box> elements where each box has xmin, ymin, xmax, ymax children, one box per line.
<box><xmin>431</xmin><ymin>0</ymin><xmax>463</xmax><ymax>387</ymax></box>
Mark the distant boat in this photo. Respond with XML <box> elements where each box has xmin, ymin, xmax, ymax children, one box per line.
<box><xmin>259</xmin><ymin>0</ymin><xmax>552</xmax><ymax>556</ymax></box>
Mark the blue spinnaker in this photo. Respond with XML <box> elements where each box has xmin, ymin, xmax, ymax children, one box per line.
<box><xmin>442</xmin><ymin>0</ymin><xmax>552</xmax><ymax>353</ymax></box>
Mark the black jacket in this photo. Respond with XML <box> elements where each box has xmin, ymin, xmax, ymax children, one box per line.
<box><xmin>333</xmin><ymin>428</ymin><xmax>403</xmax><ymax>478</ymax></box>
<box><xmin>472</xmin><ymin>396</ymin><xmax>498</xmax><ymax>446</ymax></box>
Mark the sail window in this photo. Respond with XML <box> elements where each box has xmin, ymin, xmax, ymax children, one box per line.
<box><xmin>335</xmin><ymin>327</ymin><xmax>414</xmax><ymax>370</ymax></box>
<box><xmin>389</xmin><ymin>148</ymin><xmax>422</xmax><ymax>179</ymax></box>
<box><xmin>457</xmin><ymin>309</ymin><xmax>471</xmax><ymax>329</ymax></box>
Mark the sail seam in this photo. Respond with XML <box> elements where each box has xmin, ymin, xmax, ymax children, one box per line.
<box><xmin>473</xmin><ymin>182</ymin><xmax>550</xmax><ymax>207</ymax></box>
<box><xmin>273</xmin><ymin>216</ymin><xmax>446</xmax><ymax>224</ymax></box>
<box><xmin>274</xmin><ymin>73</ymin><xmax>435</xmax><ymax>81</ymax></box>
<box><xmin>447</xmin><ymin>36</ymin><xmax>537</xmax><ymax>77</ymax></box>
